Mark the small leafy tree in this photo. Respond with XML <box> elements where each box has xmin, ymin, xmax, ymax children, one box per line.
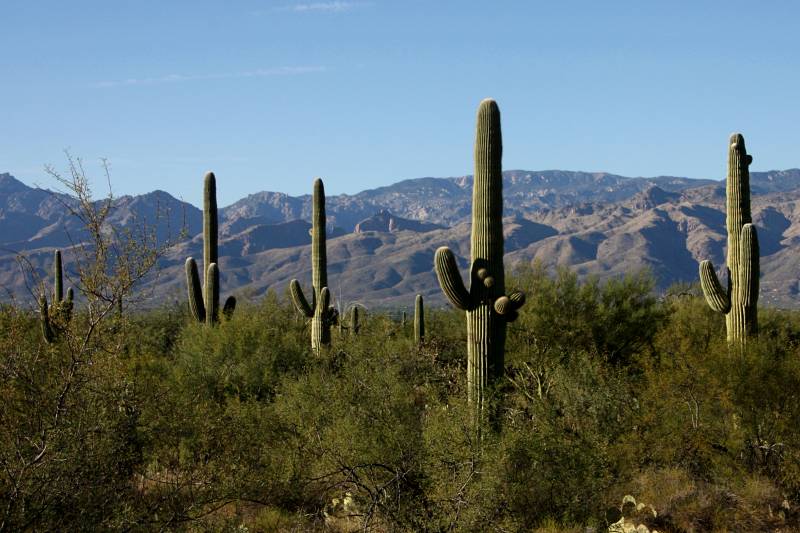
<box><xmin>0</xmin><ymin>153</ymin><xmax>174</xmax><ymax>531</ymax></box>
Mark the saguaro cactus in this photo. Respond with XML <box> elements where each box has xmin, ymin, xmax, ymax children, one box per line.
<box><xmin>699</xmin><ymin>133</ymin><xmax>759</xmax><ymax>343</ymax></box>
<box><xmin>350</xmin><ymin>306</ymin><xmax>360</xmax><ymax>335</ymax></box>
<box><xmin>185</xmin><ymin>172</ymin><xmax>236</xmax><ymax>325</ymax></box>
<box><xmin>40</xmin><ymin>249</ymin><xmax>74</xmax><ymax>343</ymax></box>
<box><xmin>290</xmin><ymin>178</ymin><xmax>337</xmax><ymax>353</ymax></box>
<box><xmin>434</xmin><ymin>99</ymin><xmax>526</xmax><ymax>411</ymax></box>
<box><xmin>414</xmin><ymin>294</ymin><xmax>424</xmax><ymax>344</ymax></box>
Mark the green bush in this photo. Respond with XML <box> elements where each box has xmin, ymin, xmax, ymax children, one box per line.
<box><xmin>4</xmin><ymin>269</ymin><xmax>800</xmax><ymax>531</ymax></box>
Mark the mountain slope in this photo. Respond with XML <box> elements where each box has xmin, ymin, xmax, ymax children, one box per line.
<box><xmin>2</xmin><ymin>169</ymin><xmax>800</xmax><ymax>309</ymax></box>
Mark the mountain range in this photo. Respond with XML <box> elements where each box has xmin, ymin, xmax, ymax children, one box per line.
<box><xmin>2</xmin><ymin>168</ymin><xmax>800</xmax><ymax>310</ymax></box>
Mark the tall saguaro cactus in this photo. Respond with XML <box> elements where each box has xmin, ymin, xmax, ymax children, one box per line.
<box><xmin>414</xmin><ymin>294</ymin><xmax>424</xmax><ymax>345</ymax></box>
<box><xmin>40</xmin><ymin>249</ymin><xmax>74</xmax><ymax>343</ymax></box>
<box><xmin>434</xmin><ymin>99</ymin><xmax>526</xmax><ymax>411</ymax></box>
<box><xmin>290</xmin><ymin>178</ymin><xmax>337</xmax><ymax>353</ymax></box>
<box><xmin>185</xmin><ymin>172</ymin><xmax>236</xmax><ymax>325</ymax></box>
<box><xmin>699</xmin><ymin>133</ymin><xmax>759</xmax><ymax>342</ymax></box>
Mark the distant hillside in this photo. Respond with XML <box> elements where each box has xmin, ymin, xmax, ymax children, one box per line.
<box><xmin>2</xmin><ymin>169</ymin><xmax>800</xmax><ymax>309</ymax></box>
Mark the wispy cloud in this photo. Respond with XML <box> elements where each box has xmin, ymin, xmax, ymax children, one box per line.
<box><xmin>90</xmin><ymin>66</ymin><xmax>327</xmax><ymax>89</ymax></box>
<box><xmin>278</xmin><ymin>1</ymin><xmax>369</xmax><ymax>13</ymax></box>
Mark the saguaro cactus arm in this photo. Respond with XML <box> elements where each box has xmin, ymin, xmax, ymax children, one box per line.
<box><xmin>222</xmin><ymin>296</ymin><xmax>237</xmax><ymax>320</ymax></box>
<box><xmin>326</xmin><ymin>303</ymin><xmax>339</xmax><ymax>326</ymax></box>
<box><xmin>185</xmin><ymin>258</ymin><xmax>206</xmax><ymax>322</ymax></box>
<box><xmin>350</xmin><ymin>303</ymin><xmax>360</xmax><ymax>334</ymax></box>
<box><xmin>53</xmin><ymin>250</ymin><xmax>63</xmax><ymax>302</ymax></box>
<box><xmin>434</xmin><ymin>247</ymin><xmax>473</xmax><ymax>311</ymax></box>
<box><xmin>699</xmin><ymin>260</ymin><xmax>732</xmax><ymax>313</ymax></box>
<box><xmin>39</xmin><ymin>293</ymin><xmax>54</xmax><ymax>344</ymax></box>
<box><xmin>319</xmin><ymin>286</ymin><xmax>331</xmax><ymax>313</ymax></box>
<box><xmin>290</xmin><ymin>279</ymin><xmax>314</xmax><ymax>317</ymax></box>
<box><xmin>414</xmin><ymin>294</ymin><xmax>424</xmax><ymax>344</ymax></box>
<box><xmin>205</xmin><ymin>263</ymin><xmax>219</xmax><ymax>325</ymax></box>
<box><xmin>58</xmin><ymin>292</ymin><xmax>74</xmax><ymax>324</ymax></box>
<box><xmin>739</xmin><ymin>223</ymin><xmax>759</xmax><ymax>307</ymax></box>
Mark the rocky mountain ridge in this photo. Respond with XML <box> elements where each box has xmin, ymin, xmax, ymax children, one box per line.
<box><xmin>2</xmin><ymin>169</ymin><xmax>800</xmax><ymax>308</ymax></box>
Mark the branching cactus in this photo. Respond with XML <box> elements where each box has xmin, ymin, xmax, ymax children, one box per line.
<box><xmin>414</xmin><ymin>294</ymin><xmax>424</xmax><ymax>345</ymax></box>
<box><xmin>39</xmin><ymin>249</ymin><xmax>74</xmax><ymax>343</ymax></box>
<box><xmin>185</xmin><ymin>172</ymin><xmax>236</xmax><ymax>326</ymax></box>
<box><xmin>434</xmin><ymin>99</ymin><xmax>525</xmax><ymax>411</ymax></box>
<box><xmin>699</xmin><ymin>133</ymin><xmax>759</xmax><ymax>342</ymax></box>
<box><xmin>290</xmin><ymin>178</ymin><xmax>337</xmax><ymax>353</ymax></box>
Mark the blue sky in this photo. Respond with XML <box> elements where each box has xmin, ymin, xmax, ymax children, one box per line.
<box><xmin>1</xmin><ymin>1</ymin><xmax>798</xmax><ymax>207</ymax></box>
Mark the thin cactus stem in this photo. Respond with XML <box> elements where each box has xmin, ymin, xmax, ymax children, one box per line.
<box><xmin>311</xmin><ymin>178</ymin><xmax>327</xmax><ymax>303</ymax></box>
<box><xmin>203</xmin><ymin>172</ymin><xmax>218</xmax><ymax>284</ymax></box>
<box><xmin>53</xmin><ymin>250</ymin><xmax>63</xmax><ymax>302</ymax></box>
<box><xmin>203</xmin><ymin>172</ymin><xmax>219</xmax><ymax>318</ymax></box>
<box><xmin>351</xmin><ymin>306</ymin><xmax>360</xmax><ymax>335</ymax></box>
<box><xmin>414</xmin><ymin>294</ymin><xmax>424</xmax><ymax>344</ymax></box>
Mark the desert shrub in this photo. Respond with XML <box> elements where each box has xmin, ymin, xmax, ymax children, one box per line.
<box><xmin>0</xmin><ymin>306</ymin><xmax>146</xmax><ymax>530</ymax></box>
<box><xmin>123</xmin><ymin>300</ymin><xmax>187</xmax><ymax>358</ymax></box>
<box><xmin>507</xmin><ymin>264</ymin><xmax>662</xmax><ymax>366</ymax></box>
<box><xmin>7</xmin><ymin>263</ymin><xmax>800</xmax><ymax>531</ymax></box>
<box><xmin>269</xmin><ymin>331</ymin><xmax>439</xmax><ymax>531</ymax></box>
<box><xmin>171</xmin><ymin>292</ymin><xmax>309</xmax><ymax>403</ymax></box>
<box><xmin>486</xmin><ymin>348</ymin><xmax>634</xmax><ymax>530</ymax></box>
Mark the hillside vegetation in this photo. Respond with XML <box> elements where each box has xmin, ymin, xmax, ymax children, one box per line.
<box><xmin>3</xmin><ymin>267</ymin><xmax>800</xmax><ymax>531</ymax></box>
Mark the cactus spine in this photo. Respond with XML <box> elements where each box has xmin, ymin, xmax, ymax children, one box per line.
<box><xmin>434</xmin><ymin>99</ymin><xmax>525</xmax><ymax>412</ymax></box>
<box><xmin>414</xmin><ymin>294</ymin><xmax>424</xmax><ymax>344</ymax></box>
<box><xmin>185</xmin><ymin>172</ymin><xmax>236</xmax><ymax>325</ymax></box>
<box><xmin>40</xmin><ymin>249</ymin><xmax>74</xmax><ymax>343</ymax></box>
<box><xmin>699</xmin><ymin>133</ymin><xmax>759</xmax><ymax>343</ymax></box>
<box><xmin>290</xmin><ymin>178</ymin><xmax>336</xmax><ymax>353</ymax></box>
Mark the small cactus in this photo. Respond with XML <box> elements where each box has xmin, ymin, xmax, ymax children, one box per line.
<box><xmin>289</xmin><ymin>178</ymin><xmax>336</xmax><ymax>353</ymax></box>
<box><xmin>414</xmin><ymin>294</ymin><xmax>424</xmax><ymax>344</ymax></box>
<box><xmin>434</xmin><ymin>99</ymin><xmax>525</xmax><ymax>412</ymax></box>
<box><xmin>40</xmin><ymin>249</ymin><xmax>74</xmax><ymax>343</ymax></box>
<box><xmin>185</xmin><ymin>172</ymin><xmax>236</xmax><ymax>325</ymax></box>
<box><xmin>699</xmin><ymin>133</ymin><xmax>759</xmax><ymax>343</ymax></box>
<box><xmin>351</xmin><ymin>306</ymin><xmax>360</xmax><ymax>335</ymax></box>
